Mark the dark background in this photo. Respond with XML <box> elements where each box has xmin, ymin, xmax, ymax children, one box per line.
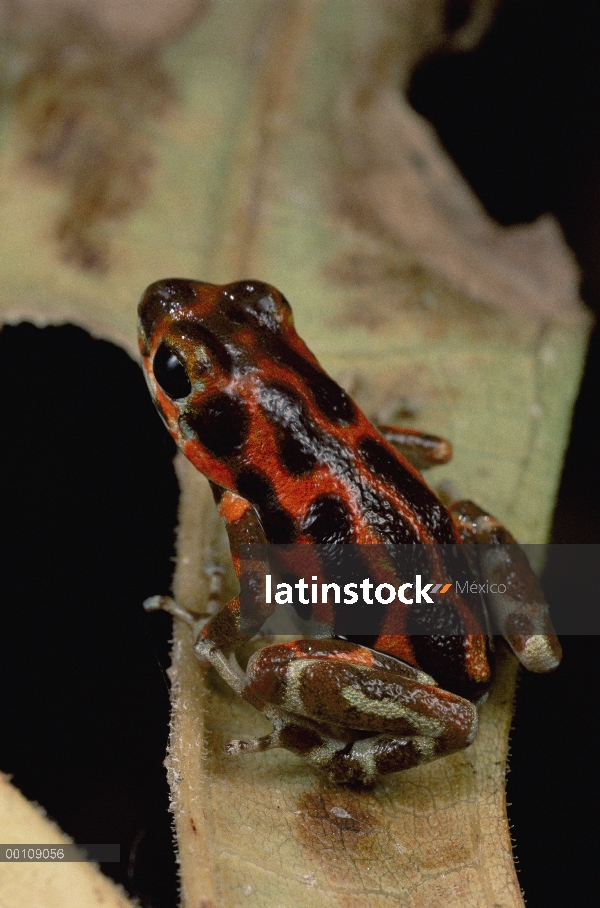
<box><xmin>1</xmin><ymin>1</ymin><xmax>599</xmax><ymax>905</ymax></box>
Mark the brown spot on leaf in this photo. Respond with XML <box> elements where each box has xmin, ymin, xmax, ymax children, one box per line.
<box><xmin>13</xmin><ymin>15</ymin><xmax>178</xmax><ymax>271</ymax></box>
<box><xmin>296</xmin><ymin>790</ymin><xmax>378</xmax><ymax>848</ymax></box>
<box><xmin>189</xmin><ymin>816</ymin><xmax>198</xmax><ymax>835</ymax></box>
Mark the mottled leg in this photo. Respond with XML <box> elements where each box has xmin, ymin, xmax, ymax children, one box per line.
<box><xmin>450</xmin><ymin>499</ymin><xmax>562</xmax><ymax>672</ymax></box>
<box><xmin>230</xmin><ymin>721</ymin><xmax>469</xmax><ymax>787</ymax></box>
<box><xmin>226</xmin><ymin>638</ymin><xmax>478</xmax><ymax>785</ymax></box>
<box><xmin>376</xmin><ymin>425</ymin><xmax>452</xmax><ymax>471</ymax></box>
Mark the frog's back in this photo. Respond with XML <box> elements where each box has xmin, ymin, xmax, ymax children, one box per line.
<box><xmin>138</xmin><ymin>279</ymin><xmax>459</xmax><ymax>548</ymax></box>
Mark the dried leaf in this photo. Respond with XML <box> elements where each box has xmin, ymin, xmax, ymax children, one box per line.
<box><xmin>0</xmin><ymin>1</ymin><xmax>590</xmax><ymax>906</ymax></box>
<box><xmin>0</xmin><ymin>774</ymin><xmax>134</xmax><ymax>907</ymax></box>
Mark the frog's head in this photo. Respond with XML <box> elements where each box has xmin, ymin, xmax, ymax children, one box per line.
<box><xmin>138</xmin><ymin>277</ymin><xmax>314</xmax><ymax>488</ymax></box>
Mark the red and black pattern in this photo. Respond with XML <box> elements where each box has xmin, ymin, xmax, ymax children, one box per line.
<box><xmin>139</xmin><ymin>279</ymin><xmax>458</xmax><ymax>543</ymax></box>
<box><xmin>139</xmin><ymin>278</ymin><xmax>561</xmax><ymax>784</ymax></box>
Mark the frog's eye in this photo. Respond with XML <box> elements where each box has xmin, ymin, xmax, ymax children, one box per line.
<box><xmin>153</xmin><ymin>342</ymin><xmax>192</xmax><ymax>400</ymax></box>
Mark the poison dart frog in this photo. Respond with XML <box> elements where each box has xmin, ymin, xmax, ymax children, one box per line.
<box><xmin>138</xmin><ymin>278</ymin><xmax>562</xmax><ymax>786</ymax></box>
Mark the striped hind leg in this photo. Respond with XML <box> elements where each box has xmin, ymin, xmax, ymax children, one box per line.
<box><xmin>226</xmin><ymin>638</ymin><xmax>478</xmax><ymax>785</ymax></box>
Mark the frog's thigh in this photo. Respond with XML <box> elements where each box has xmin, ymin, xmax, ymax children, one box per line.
<box><xmin>228</xmin><ymin>643</ymin><xmax>477</xmax><ymax>783</ymax></box>
<box><xmin>245</xmin><ymin>644</ymin><xmax>477</xmax><ymax>753</ymax></box>
<box><xmin>450</xmin><ymin>499</ymin><xmax>562</xmax><ymax>672</ymax></box>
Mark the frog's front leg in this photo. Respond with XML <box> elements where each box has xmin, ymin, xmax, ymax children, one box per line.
<box><xmin>228</xmin><ymin>638</ymin><xmax>478</xmax><ymax>786</ymax></box>
<box><xmin>376</xmin><ymin>425</ymin><xmax>452</xmax><ymax>471</ymax></box>
<box><xmin>450</xmin><ymin>500</ymin><xmax>562</xmax><ymax>672</ymax></box>
<box><xmin>147</xmin><ymin>487</ymin><xmax>272</xmax><ymax>695</ymax></box>
<box><xmin>145</xmin><ymin>592</ymin><xmax>249</xmax><ymax>694</ymax></box>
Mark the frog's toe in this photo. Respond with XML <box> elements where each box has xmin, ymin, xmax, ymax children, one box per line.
<box><xmin>144</xmin><ymin>595</ymin><xmax>194</xmax><ymax>624</ymax></box>
<box><xmin>143</xmin><ymin>594</ymin><xmax>172</xmax><ymax>613</ymax></box>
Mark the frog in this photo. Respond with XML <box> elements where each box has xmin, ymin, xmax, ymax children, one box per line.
<box><xmin>138</xmin><ymin>278</ymin><xmax>562</xmax><ymax>786</ymax></box>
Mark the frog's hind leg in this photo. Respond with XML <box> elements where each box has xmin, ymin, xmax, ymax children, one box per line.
<box><xmin>376</xmin><ymin>425</ymin><xmax>452</xmax><ymax>471</ymax></box>
<box><xmin>450</xmin><ymin>499</ymin><xmax>562</xmax><ymax>672</ymax></box>
<box><xmin>226</xmin><ymin>638</ymin><xmax>478</xmax><ymax>785</ymax></box>
<box><xmin>226</xmin><ymin>719</ymin><xmax>454</xmax><ymax>787</ymax></box>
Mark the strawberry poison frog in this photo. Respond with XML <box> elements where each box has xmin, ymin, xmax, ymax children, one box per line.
<box><xmin>138</xmin><ymin>278</ymin><xmax>562</xmax><ymax>786</ymax></box>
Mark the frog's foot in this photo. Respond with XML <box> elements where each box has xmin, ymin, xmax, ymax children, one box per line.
<box><xmin>450</xmin><ymin>500</ymin><xmax>562</xmax><ymax>672</ymax></box>
<box><xmin>189</xmin><ymin>594</ymin><xmax>251</xmax><ymax>694</ymax></box>
<box><xmin>144</xmin><ymin>565</ymin><xmax>225</xmax><ymax>625</ymax></box>
<box><xmin>223</xmin><ymin>705</ymin><xmax>329</xmax><ymax>759</ymax></box>
<box><xmin>224</xmin><ymin>706</ymin><xmax>472</xmax><ymax>786</ymax></box>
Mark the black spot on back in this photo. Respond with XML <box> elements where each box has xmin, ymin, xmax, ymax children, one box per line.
<box><xmin>221</xmin><ymin>281</ymin><xmax>289</xmax><ymax>333</ymax></box>
<box><xmin>236</xmin><ymin>467</ymin><xmax>298</xmax><ymax>543</ymax></box>
<box><xmin>138</xmin><ymin>278</ymin><xmax>201</xmax><ymax>344</ymax></box>
<box><xmin>278</xmin><ymin>432</ymin><xmax>317</xmax><ymax>476</ymax></box>
<box><xmin>259</xmin><ymin>382</ymin><xmax>320</xmax><ymax>476</ymax></box>
<box><xmin>301</xmin><ymin>495</ymin><xmax>354</xmax><ymax>543</ymax></box>
<box><xmin>358</xmin><ymin>437</ymin><xmax>456</xmax><ymax>542</ymax></box>
<box><xmin>409</xmin><ymin>634</ymin><xmax>492</xmax><ymax>701</ymax></box>
<box><xmin>308</xmin><ymin>370</ymin><xmax>357</xmax><ymax>426</ymax></box>
<box><xmin>215</xmin><ymin>282</ymin><xmax>357</xmax><ymax>426</ymax></box>
<box><xmin>183</xmin><ymin>393</ymin><xmax>249</xmax><ymax>458</ymax></box>
<box><xmin>360</xmin><ymin>487</ymin><xmax>422</xmax><ymax>543</ymax></box>
<box><xmin>270</xmin><ymin>339</ymin><xmax>357</xmax><ymax>426</ymax></box>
